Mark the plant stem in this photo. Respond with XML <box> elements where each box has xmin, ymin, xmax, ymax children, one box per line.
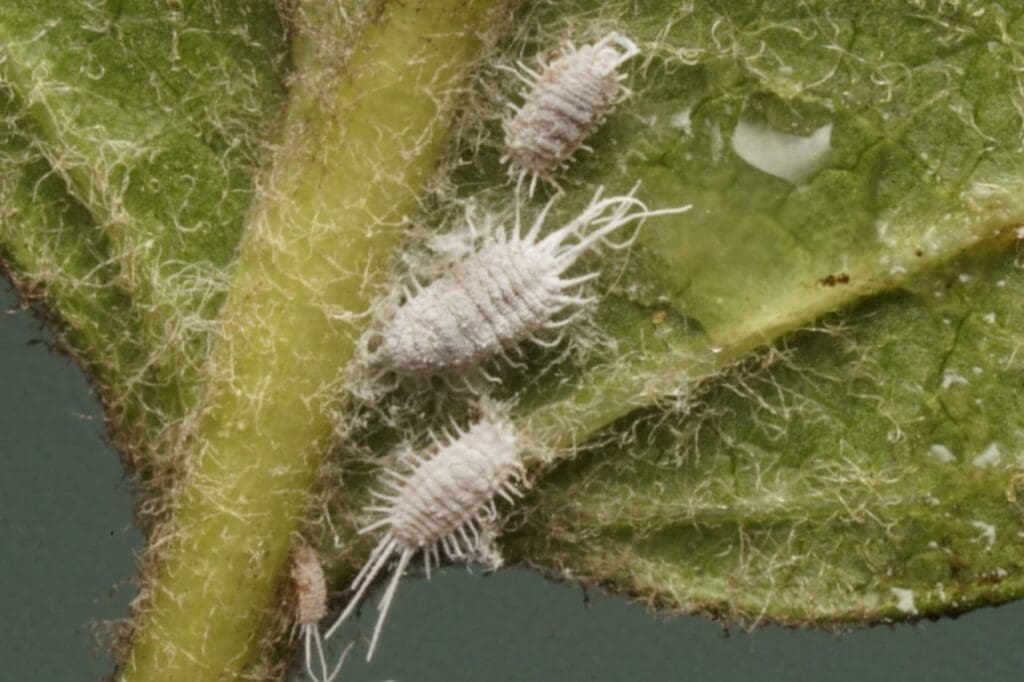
<box><xmin>120</xmin><ymin>2</ymin><xmax>494</xmax><ymax>679</ymax></box>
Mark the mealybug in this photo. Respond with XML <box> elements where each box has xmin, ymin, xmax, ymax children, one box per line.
<box><xmin>361</xmin><ymin>185</ymin><xmax>691</xmax><ymax>386</ymax></box>
<box><xmin>502</xmin><ymin>32</ymin><xmax>640</xmax><ymax>195</ymax></box>
<box><xmin>293</xmin><ymin>547</ymin><xmax>351</xmax><ymax>682</ymax></box>
<box><xmin>324</xmin><ymin>411</ymin><xmax>526</xmax><ymax>660</ymax></box>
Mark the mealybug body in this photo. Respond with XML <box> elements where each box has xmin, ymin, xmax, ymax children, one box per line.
<box><xmin>503</xmin><ymin>32</ymin><xmax>640</xmax><ymax>194</ymax></box>
<box><xmin>324</xmin><ymin>412</ymin><xmax>525</xmax><ymax>660</ymax></box>
<box><xmin>293</xmin><ymin>547</ymin><xmax>350</xmax><ymax>682</ymax></box>
<box><xmin>363</xmin><ymin>186</ymin><xmax>691</xmax><ymax>385</ymax></box>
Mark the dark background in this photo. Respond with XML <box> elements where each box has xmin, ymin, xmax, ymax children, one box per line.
<box><xmin>2</xmin><ymin>279</ymin><xmax>1022</xmax><ymax>682</ymax></box>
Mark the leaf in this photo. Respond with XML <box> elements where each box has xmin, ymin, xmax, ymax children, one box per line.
<box><xmin>0</xmin><ymin>0</ymin><xmax>287</xmax><ymax>476</ymax></box>
<box><xmin>0</xmin><ymin>84</ymin><xmax>135</xmax><ymax>388</ymax></box>
<box><xmin>4</xmin><ymin>0</ymin><xmax>1024</xmax><ymax>680</ymax></box>
<box><xmin>331</xmin><ymin>0</ymin><xmax>1024</xmax><ymax>624</ymax></box>
<box><xmin>0</xmin><ymin>0</ymin><xmax>284</xmax><ymax>287</ymax></box>
<box><xmin>493</xmin><ymin>1</ymin><xmax>1024</xmax><ymax>441</ymax></box>
<box><xmin>510</xmin><ymin>246</ymin><xmax>1024</xmax><ymax>624</ymax></box>
<box><xmin>488</xmin><ymin>0</ymin><xmax>1024</xmax><ymax>624</ymax></box>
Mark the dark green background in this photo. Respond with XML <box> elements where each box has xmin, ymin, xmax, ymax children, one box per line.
<box><xmin>3</xmin><ymin>279</ymin><xmax>1023</xmax><ymax>682</ymax></box>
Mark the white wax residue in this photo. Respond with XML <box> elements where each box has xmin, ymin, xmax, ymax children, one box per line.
<box><xmin>971</xmin><ymin>520</ymin><xmax>996</xmax><ymax>549</ymax></box>
<box><xmin>972</xmin><ymin>442</ymin><xmax>1001</xmax><ymax>468</ymax></box>
<box><xmin>710</xmin><ymin>122</ymin><xmax>724</xmax><ymax>162</ymax></box>
<box><xmin>669</xmin><ymin>107</ymin><xmax>693</xmax><ymax>135</ymax></box>
<box><xmin>928</xmin><ymin>444</ymin><xmax>955</xmax><ymax>463</ymax></box>
<box><xmin>890</xmin><ymin>587</ymin><xmax>918</xmax><ymax>615</ymax></box>
<box><xmin>731</xmin><ymin>119</ymin><xmax>832</xmax><ymax>183</ymax></box>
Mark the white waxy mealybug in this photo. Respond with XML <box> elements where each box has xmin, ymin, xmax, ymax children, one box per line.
<box><xmin>363</xmin><ymin>185</ymin><xmax>691</xmax><ymax>384</ymax></box>
<box><xmin>292</xmin><ymin>547</ymin><xmax>351</xmax><ymax>682</ymax></box>
<box><xmin>502</xmin><ymin>32</ymin><xmax>640</xmax><ymax>195</ymax></box>
<box><xmin>324</xmin><ymin>412</ymin><xmax>525</xmax><ymax>660</ymax></box>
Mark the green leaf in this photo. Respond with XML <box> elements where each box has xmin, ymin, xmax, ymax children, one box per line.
<box><xmin>486</xmin><ymin>0</ymin><xmax>1024</xmax><ymax>624</ymax></box>
<box><xmin>332</xmin><ymin>0</ymin><xmax>1024</xmax><ymax>624</ymax></box>
<box><xmin>0</xmin><ymin>1</ymin><xmax>284</xmax><ymax>282</ymax></box>
<box><xmin>0</xmin><ymin>0</ymin><xmax>287</xmax><ymax>476</ymax></box>
<box><xmin>4</xmin><ymin>0</ymin><xmax>1024</xmax><ymax>680</ymax></box>
<box><xmin>510</xmin><ymin>246</ymin><xmax>1024</xmax><ymax>623</ymax></box>
<box><xmin>490</xmin><ymin>1</ymin><xmax>1024</xmax><ymax>440</ymax></box>
<box><xmin>0</xmin><ymin>81</ymin><xmax>160</xmax><ymax>462</ymax></box>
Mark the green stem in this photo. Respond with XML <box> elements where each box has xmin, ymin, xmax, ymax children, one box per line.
<box><xmin>120</xmin><ymin>2</ymin><xmax>494</xmax><ymax>679</ymax></box>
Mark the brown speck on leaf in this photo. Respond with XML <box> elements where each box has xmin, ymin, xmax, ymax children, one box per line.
<box><xmin>652</xmin><ymin>311</ymin><xmax>667</xmax><ymax>326</ymax></box>
<box><xmin>819</xmin><ymin>273</ymin><xmax>850</xmax><ymax>287</ymax></box>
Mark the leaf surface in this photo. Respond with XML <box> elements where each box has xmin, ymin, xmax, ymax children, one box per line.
<box><xmin>484</xmin><ymin>0</ymin><xmax>1024</xmax><ymax>623</ymax></box>
<box><xmin>0</xmin><ymin>1</ymin><xmax>287</xmax><ymax>475</ymax></box>
<box><xmin>318</xmin><ymin>0</ymin><xmax>1024</xmax><ymax>623</ymax></box>
<box><xmin>3</xmin><ymin>1</ymin><xmax>1024</xmax><ymax>677</ymax></box>
<box><xmin>511</xmin><ymin>247</ymin><xmax>1024</xmax><ymax>623</ymax></box>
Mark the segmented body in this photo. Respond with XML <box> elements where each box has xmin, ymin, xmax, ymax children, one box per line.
<box><xmin>375</xmin><ymin>235</ymin><xmax>564</xmax><ymax>379</ymax></box>
<box><xmin>292</xmin><ymin>547</ymin><xmax>349</xmax><ymax>682</ymax></box>
<box><xmin>367</xmin><ymin>186</ymin><xmax>691</xmax><ymax>383</ymax></box>
<box><xmin>503</xmin><ymin>32</ymin><xmax>639</xmax><ymax>194</ymax></box>
<box><xmin>387</xmin><ymin>417</ymin><xmax>524</xmax><ymax>550</ymax></box>
<box><xmin>324</xmin><ymin>413</ymin><xmax>525</xmax><ymax>660</ymax></box>
<box><xmin>293</xmin><ymin>546</ymin><xmax>328</xmax><ymax>625</ymax></box>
